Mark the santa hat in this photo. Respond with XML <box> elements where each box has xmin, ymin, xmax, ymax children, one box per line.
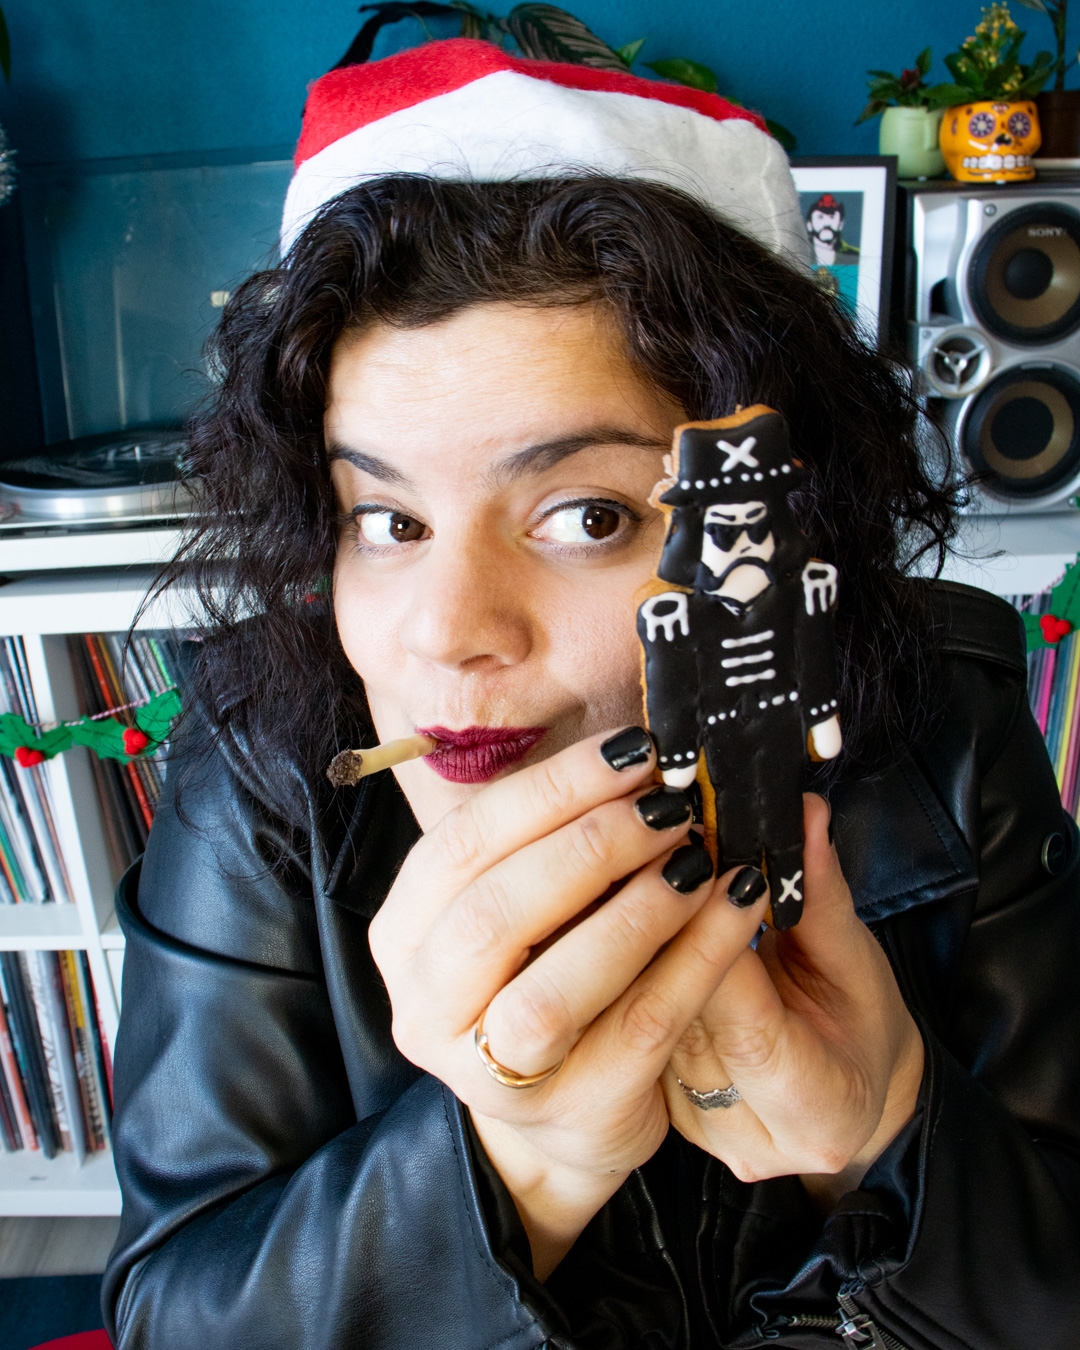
<box><xmin>282</xmin><ymin>38</ymin><xmax>807</xmax><ymax>263</ymax></box>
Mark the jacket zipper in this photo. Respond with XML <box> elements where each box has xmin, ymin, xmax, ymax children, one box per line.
<box><xmin>835</xmin><ymin>1295</ymin><xmax>911</xmax><ymax>1350</ymax></box>
<box><xmin>780</xmin><ymin>1296</ymin><xmax>911</xmax><ymax>1350</ymax></box>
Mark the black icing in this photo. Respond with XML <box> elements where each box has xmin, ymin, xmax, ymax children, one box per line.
<box><xmin>638</xmin><ymin>411</ymin><xmax>840</xmax><ymax>926</ymax></box>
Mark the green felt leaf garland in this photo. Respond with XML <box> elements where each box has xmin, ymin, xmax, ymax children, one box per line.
<box><xmin>0</xmin><ymin>688</ymin><xmax>181</xmax><ymax>767</ymax></box>
<box><xmin>1023</xmin><ymin>555</ymin><xmax>1080</xmax><ymax>651</ymax></box>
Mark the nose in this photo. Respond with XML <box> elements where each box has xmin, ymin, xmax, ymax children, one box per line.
<box><xmin>397</xmin><ymin>529</ymin><xmax>532</xmax><ymax>672</ymax></box>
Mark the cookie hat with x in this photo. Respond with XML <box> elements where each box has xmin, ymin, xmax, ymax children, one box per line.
<box><xmin>281</xmin><ymin>37</ymin><xmax>807</xmax><ymax>263</ymax></box>
<box><xmin>658</xmin><ymin>408</ymin><xmax>809</xmax><ymax>509</ymax></box>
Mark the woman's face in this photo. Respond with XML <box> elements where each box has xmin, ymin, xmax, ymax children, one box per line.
<box><xmin>326</xmin><ymin>301</ymin><xmax>683</xmax><ymax>829</ymax></box>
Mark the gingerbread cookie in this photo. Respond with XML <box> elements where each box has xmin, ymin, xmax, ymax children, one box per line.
<box><xmin>636</xmin><ymin>406</ymin><xmax>841</xmax><ymax>929</ymax></box>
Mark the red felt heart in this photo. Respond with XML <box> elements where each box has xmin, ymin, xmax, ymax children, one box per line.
<box><xmin>1040</xmin><ymin>614</ymin><xmax>1074</xmax><ymax>644</ymax></box>
<box><xmin>122</xmin><ymin>727</ymin><xmax>150</xmax><ymax>756</ymax></box>
<box><xmin>14</xmin><ymin>745</ymin><xmax>46</xmax><ymax>767</ymax></box>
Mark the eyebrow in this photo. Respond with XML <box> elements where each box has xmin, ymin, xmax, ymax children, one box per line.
<box><xmin>327</xmin><ymin>427</ymin><xmax>667</xmax><ymax>493</ymax></box>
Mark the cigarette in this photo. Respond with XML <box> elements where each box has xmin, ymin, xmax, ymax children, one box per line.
<box><xmin>326</xmin><ymin>733</ymin><xmax>438</xmax><ymax>787</ymax></box>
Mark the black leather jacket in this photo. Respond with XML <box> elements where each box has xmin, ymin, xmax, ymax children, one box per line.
<box><xmin>103</xmin><ymin>581</ymin><xmax>1080</xmax><ymax>1349</ymax></box>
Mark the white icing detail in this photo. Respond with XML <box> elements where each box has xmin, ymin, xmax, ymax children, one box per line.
<box><xmin>769</xmin><ymin>468</ymin><xmax>778</xmax><ymax>476</ymax></box>
<box><xmin>695</xmin><ymin>480</ymin><xmax>705</xmax><ymax>488</ymax></box>
<box><xmin>759</xmin><ymin>700</ymin><xmax>768</xmax><ymax>708</ymax></box>
<box><xmin>781</xmin><ymin>464</ymin><xmax>791</xmax><ymax>474</ymax></box>
<box><xmin>740</xmin><ymin>473</ymin><xmax>750</xmax><ymax>481</ymax></box>
<box><xmin>810</xmin><ymin>707</ymin><xmax>818</xmax><ymax>716</ymax></box>
<box><xmin>721</xmin><ymin>630</ymin><xmax>775</xmax><ymax>648</ymax></box>
<box><xmin>710</xmin><ymin>478</ymin><xmax>719</xmax><ymax>487</ymax></box>
<box><xmin>778</xmin><ymin>871</ymin><xmax>803</xmax><ymax>905</ymax></box>
<box><xmin>789</xmin><ymin>691</ymin><xmax>798</xmax><ymax>701</ymax></box>
<box><xmin>720</xmin><ymin>651</ymin><xmax>773</xmax><ymax>668</ymax></box>
<box><xmin>725</xmin><ymin>669</ymin><xmax>776</xmax><ymax>686</ymax></box>
<box><xmin>673</xmin><ymin>753</ymin><xmax>683</xmax><ymax>761</ymax></box>
<box><xmin>680</xmin><ymin>480</ymin><xmax>691</xmax><ymax>489</ymax></box>
<box><xmin>641</xmin><ymin>591</ymin><xmax>690</xmax><ymax>641</ymax></box>
<box><xmin>707</xmin><ymin>715</ymin><xmax>716</xmax><ymax>724</ymax></box>
<box><xmin>723</xmin><ymin>475</ymin><xmax>732</xmax><ymax>484</ymax></box>
<box><xmin>771</xmin><ymin>695</ymin><xmax>785</xmax><ymax>705</ymax></box>
<box><xmin>717</xmin><ymin>435</ymin><xmax>759</xmax><ymax>472</ymax></box>
<box><xmin>753</xmin><ymin>472</ymin><xmax>763</xmax><ymax>481</ymax></box>
<box><xmin>660</xmin><ymin>756</ymin><xmax>669</xmax><ymax>763</ymax></box>
<box><xmin>802</xmin><ymin>561</ymin><xmax>838</xmax><ymax>616</ymax></box>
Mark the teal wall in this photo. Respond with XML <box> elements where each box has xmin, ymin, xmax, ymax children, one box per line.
<box><xmin>3</xmin><ymin>2</ymin><xmax>1080</xmax><ymax>166</ymax></box>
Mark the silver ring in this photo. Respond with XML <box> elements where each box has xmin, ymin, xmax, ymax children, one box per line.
<box><xmin>677</xmin><ymin>1077</ymin><xmax>741</xmax><ymax>1110</ymax></box>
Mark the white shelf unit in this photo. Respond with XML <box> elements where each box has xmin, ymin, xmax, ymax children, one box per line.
<box><xmin>0</xmin><ymin>508</ymin><xmax>1072</xmax><ymax>1216</ymax></box>
<box><xmin>0</xmin><ymin>564</ymin><xmax>191</xmax><ymax>1215</ymax></box>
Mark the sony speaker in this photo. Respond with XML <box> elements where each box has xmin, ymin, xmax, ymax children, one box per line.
<box><xmin>904</xmin><ymin>180</ymin><xmax>1080</xmax><ymax>512</ymax></box>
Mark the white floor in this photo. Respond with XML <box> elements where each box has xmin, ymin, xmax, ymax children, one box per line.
<box><xmin>0</xmin><ymin>1217</ymin><xmax>119</xmax><ymax>1277</ymax></box>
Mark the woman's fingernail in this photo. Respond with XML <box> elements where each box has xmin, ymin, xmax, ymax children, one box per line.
<box><xmin>663</xmin><ymin>843</ymin><xmax>714</xmax><ymax>894</ymax></box>
<box><xmin>634</xmin><ymin>786</ymin><xmax>692</xmax><ymax>831</ymax></box>
<box><xmin>600</xmin><ymin>726</ymin><xmax>653</xmax><ymax>771</ymax></box>
<box><xmin>727</xmin><ymin>865</ymin><xmax>768</xmax><ymax>908</ymax></box>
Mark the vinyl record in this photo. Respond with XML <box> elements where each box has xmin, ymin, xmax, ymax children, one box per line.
<box><xmin>969</xmin><ymin>204</ymin><xmax>1080</xmax><ymax>345</ymax></box>
<box><xmin>961</xmin><ymin>364</ymin><xmax>1080</xmax><ymax>500</ymax></box>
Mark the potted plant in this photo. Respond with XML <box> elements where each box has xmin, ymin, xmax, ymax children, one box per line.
<box><xmin>1015</xmin><ymin>0</ymin><xmax>1080</xmax><ymax>159</ymax></box>
<box><xmin>336</xmin><ymin>3</ymin><xmax>796</xmax><ymax>148</ymax></box>
<box><xmin>856</xmin><ymin>48</ymin><xmax>956</xmax><ymax>178</ymax></box>
<box><xmin>936</xmin><ymin>3</ymin><xmax>1054</xmax><ymax>182</ymax></box>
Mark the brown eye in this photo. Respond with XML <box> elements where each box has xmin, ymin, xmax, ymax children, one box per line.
<box><xmin>356</xmin><ymin>510</ymin><xmax>428</xmax><ymax>546</ymax></box>
<box><xmin>581</xmin><ymin>505</ymin><xmax>621</xmax><ymax>540</ymax></box>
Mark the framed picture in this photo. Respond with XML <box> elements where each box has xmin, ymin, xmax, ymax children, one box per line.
<box><xmin>789</xmin><ymin>156</ymin><xmax>897</xmax><ymax>348</ymax></box>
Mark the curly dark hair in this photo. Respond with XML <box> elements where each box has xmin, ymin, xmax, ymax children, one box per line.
<box><xmin>161</xmin><ymin>174</ymin><xmax>956</xmax><ymax>812</ymax></box>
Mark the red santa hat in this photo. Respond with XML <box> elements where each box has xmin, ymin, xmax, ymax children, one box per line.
<box><xmin>282</xmin><ymin>38</ymin><xmax>807</xmax><ymax>263</ymax></box>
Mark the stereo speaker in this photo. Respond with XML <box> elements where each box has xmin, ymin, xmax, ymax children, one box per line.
<box><xmin>904</xmin><ymin>181</ymin><xmax>1080</xmax><ymax>513</ymax></box>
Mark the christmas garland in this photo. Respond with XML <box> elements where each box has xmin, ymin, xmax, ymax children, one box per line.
<box><xmin>1022</xmin><ymin>555</ymin><xmax>1080</xmax><ymax>652</ymax></box>
<box><xmin>0</xmin><ymin>688</ymin><xmax>181</xmax><ymax>767</ymax></box>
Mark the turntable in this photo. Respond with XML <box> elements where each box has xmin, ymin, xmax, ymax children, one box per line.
<box><xmin>0</xmin><ymin>427</ymin><xmax>194</xmax><ymax>533</ymax></box>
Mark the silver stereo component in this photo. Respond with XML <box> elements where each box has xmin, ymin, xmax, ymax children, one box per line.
<box><xmin>905</xmin><ymin>182</ymin><xmax>1080</xmax><ymax>513</ymax></box>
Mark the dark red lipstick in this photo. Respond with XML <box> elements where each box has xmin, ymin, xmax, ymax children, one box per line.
<box><xmin>417</xmin><ymin>725</ymin><xmax>548</xmax><ymax>783</ymax></box>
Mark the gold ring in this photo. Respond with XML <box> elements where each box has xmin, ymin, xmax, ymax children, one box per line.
<box><xmin>474</xmin><ymin>1013</ymin><xmax>565</xmax><ymax>1089</ymax></box>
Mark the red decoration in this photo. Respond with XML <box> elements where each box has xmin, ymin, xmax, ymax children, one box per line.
<box><xmin>1040</xmin><ymin>614</ymin><xmax>1073</xmax><ymax>644</ymax></box>
<box><xmin>295</xmin><ymin>38</ymin><xmax>765</xmax><ymax>167</ymax></box>
<box><xmin>14</xmin><ymin>746</ymin><xmax>46</xmax><ymax>767</ymax></box>
<box><xmin>122</xmin><ymin>727</ymin><xmax>150</xmax><ymax>756</ymax></box>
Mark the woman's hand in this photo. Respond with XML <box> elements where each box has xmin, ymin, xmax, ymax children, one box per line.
<box><xmin>664</xmin><ymin>794</ymin><xmax>924</xmax><ymax>1208</ymax></box>
<box><xmin>368</xmin><ymin>729</ymin><xmax>770</xmax><ymax>1277</ymax></box>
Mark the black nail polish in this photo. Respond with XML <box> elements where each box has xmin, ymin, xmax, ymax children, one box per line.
<box><xmin>600</xmin><ymin>727</ymin><xmax>653</xmax><ymax>772</ymax></box>
<box><xmin>727</xmin><ymin>865</ymin><xmax>767</xmax><ymax>908</ymax></box>
<box><xmin>663</xmin><ymin>843</ymin><xmax>714</xmax><ymax>894</ymax></box>
<box><xmin>771</xmin><ymin>895</ymin><xmax>804</xmax><ymax>931</ymax></box>
<box><xmin>634</xmin><ymin>786</ymin><xmax>692</xmax><ymax>831</ymax></box>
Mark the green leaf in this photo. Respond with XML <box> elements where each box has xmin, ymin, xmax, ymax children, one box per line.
<box><xmin>506</xmin><ymin>4</ymin><xmax>626</xmax><ymax>69</ymax></box>
<box><xmin>69</xmin><ymin>718</ymin><xmax>128</xmax><ymax>761</ymax></box>
<box><xmin>0</xmin><ymin>5</ymin><xmax>9</xmax><ymax>83</ymax></box>
<box><xmin>615</xmin><ymin>37</ymin><xmax>646</xmax><ymax>68</ymax></box>
<box><xmin>1023</xmin><ymin>611</ymin><xmax>1048</xmax><ymax>651</ymax></box>
<box><xmin>916</xmin><ymin>46</ymin><xmax>932</xmax><ymax>75</ymax></box>
<box><xmin>645</xmin><ymin>57</ymin><xmax>718</xmax><ymax>94</ymax></box>
<box><xmin>765</xmin><ymin>118</ymin><xmax>796</xmax><ymax>152</ymax></box>
<box><xmin>927</xmin><ymin>82</ymin><xmax>973</xmax><ymax>107</ymax></box>
<box><xmin>135</xmin><ymin>688</ymin><xmax>182</xmax><ymax>745</ymax></box>
<box><xmin>855</xmin><ymin>99</ymin><xmax>888</xmax><ymax>124</ymax></box>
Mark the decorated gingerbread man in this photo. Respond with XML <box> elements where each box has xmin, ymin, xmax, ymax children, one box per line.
<box><xmin>636</xmin><ymin>405</ymin><xmax>841</xmax><ymax>929</ymax></box>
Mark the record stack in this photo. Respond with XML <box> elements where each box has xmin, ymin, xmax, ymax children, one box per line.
<box><xmin>1011</xmin><ymin>593</ymin><xmax>1080</xmax><ymax>819</ymax></box>
<box><xmin>67</xmin><ymin>630</ymin><xmax>183</xmax><ymax>875</ymax></box>
<box><xmin>0</xmin><ymin>637</ymin><xmax>74</xmax><ymax>904</ymax></box>
<box><xmin>0</xmin><ymin>949</ymin><xmax>112</xmax><ymax>1158</ymax></box>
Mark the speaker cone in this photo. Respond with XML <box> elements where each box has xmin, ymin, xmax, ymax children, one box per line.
<box><xmin>969</xmin><ymin>204</ymin><xmax>1080</xmax><ymax>344</ymax></box>
<box><xmin>962</xmin><ymin>363</ymin><xmax>1080</xmax><ymax>500</ymax></box>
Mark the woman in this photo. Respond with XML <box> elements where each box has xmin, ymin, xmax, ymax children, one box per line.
<box><xmin>103</xmin><ymin>41</ymin><xmax>1080</xmax><ymax>1349</ymax></box>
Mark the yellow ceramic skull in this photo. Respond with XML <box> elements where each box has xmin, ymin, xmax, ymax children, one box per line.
<box><xmin>940</xmin><ymin>101</ymin><xmax>1041</xmax><ymax>182</ymax></box>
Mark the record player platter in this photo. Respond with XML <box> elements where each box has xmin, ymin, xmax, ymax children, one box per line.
<box><xmin>0</xmin><ymin>427</ymin><xmax>194</xmax><ymax>525</ymax></box>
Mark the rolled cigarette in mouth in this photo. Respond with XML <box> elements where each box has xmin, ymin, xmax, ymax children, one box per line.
<box><xmin>326</xmin><ymin>733</ymin><xmax>438</xmax><ymax>787</ymax></box>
